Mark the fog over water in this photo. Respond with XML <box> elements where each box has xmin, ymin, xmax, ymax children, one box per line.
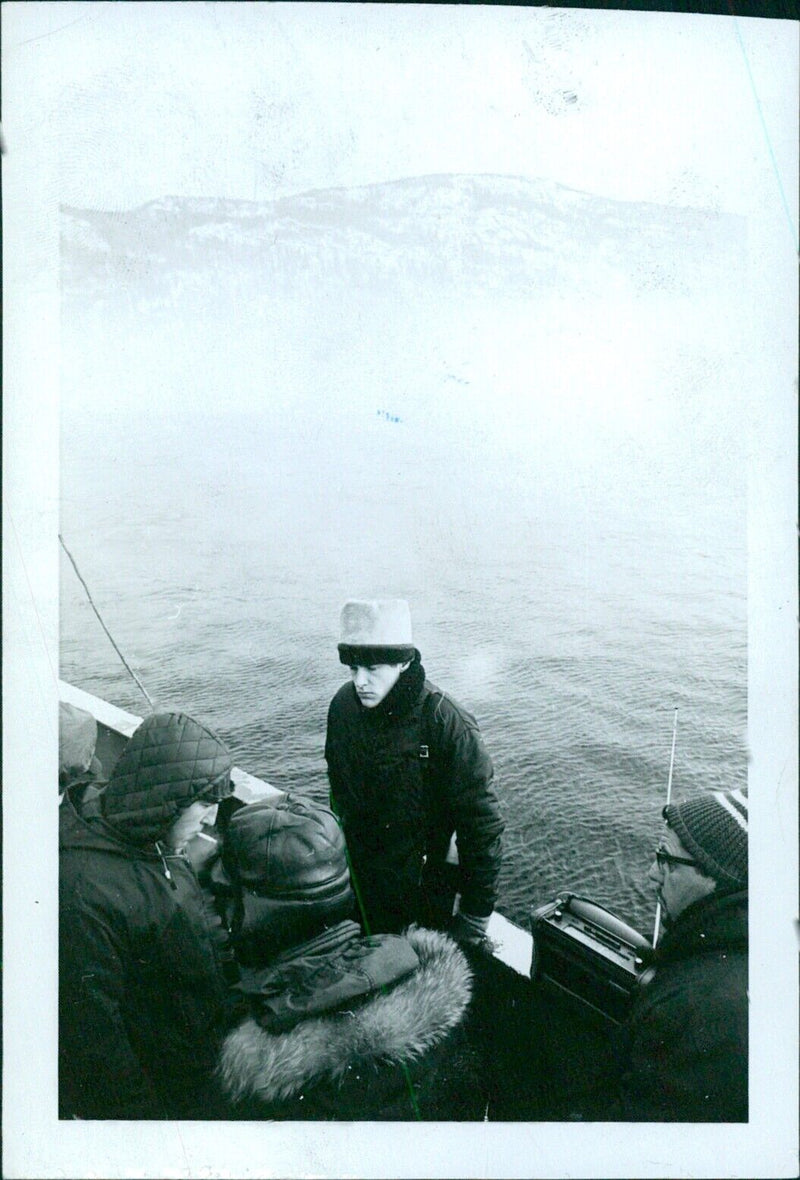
<box><xmin>60</xmin><ymin>176</ymin><xmax>748</xmax><ymax>932</ymax></box>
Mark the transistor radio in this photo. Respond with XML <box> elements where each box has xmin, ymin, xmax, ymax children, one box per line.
<box><xmin>530</xmin><ymin>893</ymin><xmax>653</xmax><ymax>1025</ymax></box>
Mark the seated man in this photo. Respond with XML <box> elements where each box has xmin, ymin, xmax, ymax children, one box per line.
<box><xmin>615</xmin><ymin>788</ymin><xmax>748</xmax><ymax>1121</ymax></box>
<box><xmin>59</xmin><ymin>710</ymin><xmax>237</xmax><ymax>1119</ymax></box>
<box><xmin>215</xmin><ymin>795</ymin><xmax>482</xmax><ymax>1120</ymax></box>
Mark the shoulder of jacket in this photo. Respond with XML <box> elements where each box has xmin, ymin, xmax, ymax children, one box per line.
<box><xmin>634</xmin><ymin>946</ymin><xmax>745</xmax><ymax>1027</ymax></box>
<box><xmin>329</xmin><ymin>681</ymin><xmax>358</xmax><ymax>714</ymax></box>
<box><xmin>59</xmin><ymin>803</ymin><xmax>121</xmax><ymax>857</ymax></box>
<box><xmin>423</xmin><ymin>683</ymin><xmax>480</xmax><ymax>736</ymax></box>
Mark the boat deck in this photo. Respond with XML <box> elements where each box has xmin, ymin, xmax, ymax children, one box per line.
<box><xmin>59</xmin><ymin>679</ymin><xmax>622</xmax><ymax>1121</ymax></box>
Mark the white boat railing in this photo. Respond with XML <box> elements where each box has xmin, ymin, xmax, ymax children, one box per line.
<box><xmin>58</xmin><ymin>680</ymin><xmax>533</xmax><ymax>977</ymax></box>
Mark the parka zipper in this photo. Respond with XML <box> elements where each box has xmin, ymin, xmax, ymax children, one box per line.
<box><xmin>154</xmin><ymin>841</ymin><xmax>178</xmax><ymax>889</ymax></box>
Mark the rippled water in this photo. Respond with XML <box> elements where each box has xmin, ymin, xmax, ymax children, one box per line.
<box><xmin>60</xmin><ymin>406</ymin><xmax>747</xmax><ymax>933</ymax></box>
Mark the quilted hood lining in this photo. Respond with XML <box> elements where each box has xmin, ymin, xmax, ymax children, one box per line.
<box><xmin>101</xmin><ymin>711</ymin><xmax>232</xmax><ymax>845</ymax></box>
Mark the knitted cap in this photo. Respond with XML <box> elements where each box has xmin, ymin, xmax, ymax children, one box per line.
<box><xmin>338</xmin><ymin>599</ymin><xmax>415</xmax><ymax>666</ymax></box>
<box><xmin>664</xmin><ymin>789</ymin><xmax>748</xmax><ymax>890</ymax></box>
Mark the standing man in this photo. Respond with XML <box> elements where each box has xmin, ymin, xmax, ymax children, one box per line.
<box><xmin>59</xmin><ymin>710</ymin><xmax>237</xmax><ymax>1119</ymax></box>
<box><xmin>325</xmin><ymin>599</ymin><xmax>504</xmax><ymax>943</ymax></box>
<box><xmin>616</xmin><ymin>788</ymin><xmax>748</xmax><ymax>1121</ymax></box>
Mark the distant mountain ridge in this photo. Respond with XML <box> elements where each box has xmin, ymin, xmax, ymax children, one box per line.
<box><xmin>61</xmin><ymin>173</ymin><xmax>745</xmax><ymax>302</ymax></box>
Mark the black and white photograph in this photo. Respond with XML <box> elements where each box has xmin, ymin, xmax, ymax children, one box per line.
<box><xmin>3</xmin><ymin>2</ymin><xmax>798</xmax><ymax>1177</ymax></box>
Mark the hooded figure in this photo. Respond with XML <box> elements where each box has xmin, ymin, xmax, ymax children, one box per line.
<box><xmin>615</xmin><ymin>787</ymin><xmax>748</xmax><ymax>1121</ymax></box>
<box><xmin>215</xmin><ymin>796</ymin><xmax>482</xmax><ymax>1120</ymax></box>
<box><xmin>59</xmin><ymin>700</ymin><xmax>104</xmax><ymax>790</ymax></box>
<box><xmin>325</xmin><ymin>599</ymin><xmax>504</xmax><ymax>943</ymax></box>
<box><xmin>59</xmin><ymin>710</ymin><xmax>236</xmax><ymax>1119</ymax></box>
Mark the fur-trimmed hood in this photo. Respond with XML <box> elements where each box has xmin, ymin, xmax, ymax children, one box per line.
<box><xmin>217</xmin><ymin>925</ymin><xmax>472</xmax><ymax>1107</ymax></box>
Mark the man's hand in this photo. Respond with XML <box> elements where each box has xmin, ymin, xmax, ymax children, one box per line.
<box><xmin>184</xmin><ymin>830</ymin><xmax>221</xmax><ymax>876</ymax></box>
<box><xmin>450</xmin><ymin>910</ymin><xmax>495</xmax><ymax>952</ymax></box>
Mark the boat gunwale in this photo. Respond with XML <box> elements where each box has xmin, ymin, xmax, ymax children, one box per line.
<box><xmin>58</xmin><ymin>679</ymin><xmax>534</xmax><ymax>977</ymax></box>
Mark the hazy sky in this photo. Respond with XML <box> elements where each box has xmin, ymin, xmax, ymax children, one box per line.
<box><xmin>3</xmin><ymin>2</ymin><xmax>797</xmax><ymax>224</ymax></box>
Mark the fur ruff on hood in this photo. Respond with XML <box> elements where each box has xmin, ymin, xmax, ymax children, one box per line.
<box><xmin>217</xmin><ymin>925</ymin><xmax>472</xmax><ymax>1106</ymax></box>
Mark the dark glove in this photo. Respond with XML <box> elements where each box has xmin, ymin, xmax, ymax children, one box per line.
<box><xmin>450</xmin><ymin>910</ymin><xmax>496</xmax><ymax>952</ymax></box>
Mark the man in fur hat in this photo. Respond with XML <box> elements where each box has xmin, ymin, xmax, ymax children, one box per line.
<box><xmin>215</xmin><ymin>795</ymin><xmax>482</xmax><ymax>1120</ymax></box>
<box><xmin>616</xmin><ymin>787</ymin><xmax>748</xmax><ymax>1121</ymax></box>
<box><xmin>59</xmin><ymin>710</ymin><xmax>237</xmax><ymax>1119</ymax></box>
<box><xmin>324</xmin><ymin>599</ymin><xmax>504</xmax><ymax>944</ymax></box>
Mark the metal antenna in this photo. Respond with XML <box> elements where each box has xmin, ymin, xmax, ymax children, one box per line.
<box><xmin>652</xmin><ymin>707</ymin><xmax>679</xmax><ymax>949</ymax></box>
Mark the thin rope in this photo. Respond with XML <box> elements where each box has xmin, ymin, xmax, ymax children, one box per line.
<box><xmin>59</xmin><ymin>534</ymin><xmax>155</xmax><ymax>710</ymax></box>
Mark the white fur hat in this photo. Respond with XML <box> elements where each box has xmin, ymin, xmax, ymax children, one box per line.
<box><xmin>338</xmin><ymin>599</ymin><xmax>415</xmax><ymax>665</ymax></box>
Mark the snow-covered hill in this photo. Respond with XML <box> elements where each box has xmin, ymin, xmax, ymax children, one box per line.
<box><xmin>61</xmin><ymin>173</ymin><xmax>744</xmax><ymax>304</ymax></box>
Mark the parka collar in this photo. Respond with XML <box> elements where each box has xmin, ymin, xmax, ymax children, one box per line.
<box><xmin>656</xmin><ymin>887</ymin><xmax>748</xmax><ymax>963</ymax></box>
<box><xmin>368</xmin><ymin>651</ymin><xmax>426</xmax><ymax>720</ymax></box>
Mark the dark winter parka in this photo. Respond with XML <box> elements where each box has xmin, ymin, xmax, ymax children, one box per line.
<box><xmin>218</xmin><ymin>923</ymin><xmax>481</xmax><ymax>1120</ymax></box>
<box><xmin>616</xmin><ymin>888</ymin><xmax>748</xmax><ymax>1122</ymax></box>
<box><xmin>325</xmin><ymin>655</ymin><xmax>504</xmax><ymax>933</ymax></box>
<box><xmin>59</xmin><ymin>712</ymin><xmax>237</xmax><ymax>1120</ymax></box>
